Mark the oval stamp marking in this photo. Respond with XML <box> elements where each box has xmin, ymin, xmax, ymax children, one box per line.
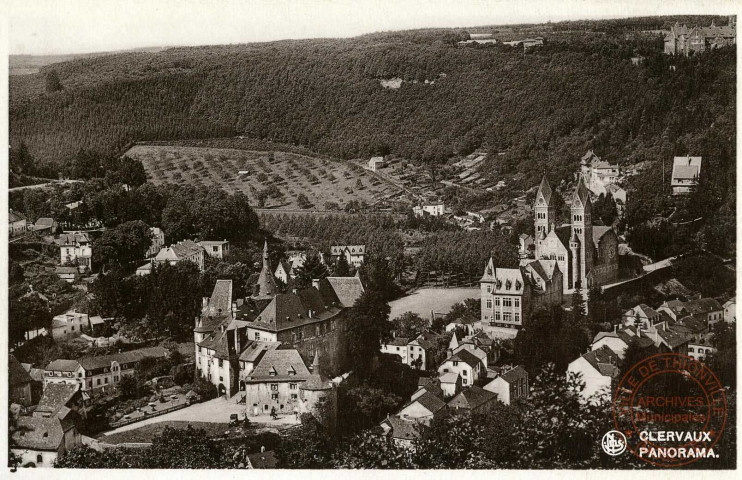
<box><xmin>612</xmin><ymin>353</ymin><xmax>727</xmax><ymax>467</ymax></box>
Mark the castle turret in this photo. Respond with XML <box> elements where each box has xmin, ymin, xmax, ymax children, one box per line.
<box><xmin>252</xmin><ymin>240</ymin><xmax>278</xmax><ymax>299</ymax></box>
<box><xmin>300</xmin><ymin>351</ymin><xmax>337</xmax><ymax>433</ymax></box>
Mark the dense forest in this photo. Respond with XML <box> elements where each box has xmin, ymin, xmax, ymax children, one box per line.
<box><xmin>9</xmin><ymin>16</ymin><xmax>736</xmax><ymax>257</ymax></box>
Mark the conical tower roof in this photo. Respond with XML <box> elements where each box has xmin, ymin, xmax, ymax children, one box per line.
<box><xmin>300</xmin><ymin>351</ymin><xmax>333</xmax><ymax>391</ymax></box>
<box><xmin>535</xmin><ymin>176</ymin><xmax>553</xmax><ymax>206</ymax></box>
<box><xmin>253</xmin><ymin>240</ymin><xmax>278</xmax><ymax>299</ymax></box>
<box><xmin>572</xmin><ymin>175</ymin><xmax>589</xmax><ymax>208</ymax></box>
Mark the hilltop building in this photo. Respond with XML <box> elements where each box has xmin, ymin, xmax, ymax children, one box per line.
<box><xmin>413</xmin><ymin>203</ymin><xmax>445</xmax><ymax>217</ymax></box>
<box><xmin>146</xmin><ymin>227</ymin><xmax>165</xmax><ymax>257</ymax></box>
<box><xmin>533</xmin><ymin>176</ymin><xmax>619</xmax><ymax>291</ymax></box>
<box><xmin>664</xmin><ymin>19</ymin><xmax>736</xmax><ymax>56</ymax></box>
<box><xmin>671</xmin><ymin>156</ymin><xmax>702</xmax><ymax>195</ymax></box>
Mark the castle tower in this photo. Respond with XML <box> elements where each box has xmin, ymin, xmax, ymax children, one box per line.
<box><xmin>570</xmin><ymin>176</ymin><xmax>593</xmax><ymax>289</ymax></box>
<box><xmin>252</xmin><ymin>240</ymin><xmax>278</xmax><ymax>299</ymax></box>
<box><xmin>300</xmin><ymin>351</ymin><xmax>337</xmax><ymax>433</ymax></box>
<box><xmin>534</xmin><ymin>176</ymin><xmax>555</xmax><ymax>248</ymax></box>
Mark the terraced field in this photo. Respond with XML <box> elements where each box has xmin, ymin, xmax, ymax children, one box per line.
<box><xmin>125</xmin><ymin>144</ymin><xmax>404</xmax><ymax>210</ymax></box>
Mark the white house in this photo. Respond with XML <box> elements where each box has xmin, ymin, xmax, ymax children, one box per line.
<box><xmin>438</xmin><ymin>349</ymin><xmax>482</xmax><ymax>387</ymax></box>
<box><xmin>567</xmin><ymin>346</ymin><xmax>619</xmax><ymax>402</ymax></box>
<box><xmin>397</xmin><ymin>391</ymin><xmax>446</xmax><ymax>423</ymax></box>
<box><xmin>413</xmin><ymin>204</ymin><xmax>445</xmax><ymax>217</ymax></box>
<box><xmin>367</xmin><ymin>156</ymin><xmax>386</xmax><ymax>171</ymax></box>
<box><xmin>154</xmin><ymin>240</ymin><xmax>206</xmax><ymax>271</ymax></box>
<box><xmin>438</xmin><ymin>372</ymin><xmax>462</xmax><ymax>398</ymax></box>
<box><xmin>51</xmin><ymin>311</ymin><xmax>90</xmax><ymax>340</ymax></box>
<box><xmin>380</xmin><ymin>337</ymin><xmax>410</xmax><ymax>364</ymax></box>
<box><xmin>199</xmin><ymin>240</ymin><xmax>230</xmax><ymax>259</ymax></box>
<box><xmin>57</xmin><ymin>232</ymin><xmax>92</xmax><ymax>272</ymax></box>
<box><xmin>723</xmin><ymin>299</ymin><xmax>735</xmax><ymax>323</ymax></box>
<box><xmin>9</xmin><ymin>210</ymin><xmax>28</xmax><ymax>236</ymax></box>
<box><xmin>483</xmin><ymin>365</ymin><xmax>529</xmax><ymax>405</ymax></box>
<box><xmin>330</xmin><ymin>245</ymin><xmax>365</xmax><ymax>267</ymax></box>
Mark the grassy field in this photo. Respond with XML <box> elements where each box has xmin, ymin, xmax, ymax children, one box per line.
<box><xmin>125</xmin><ymin>144</ymin><xmax>404</xmax><ymax>210</ymax></box>
<box><xmin>99</xmin><ymin>421</ymin><xmax>229</xmax><ymax>444</ymax></box>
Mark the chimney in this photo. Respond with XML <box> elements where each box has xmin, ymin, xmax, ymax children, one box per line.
<box><xmin>613</xmin><ymin>324</ymin><xmax>617</xmax><ymax>334</ymax></box>
<box><xmin>312</xmin><ymin>279</ymin><xmax>320</xmax><ymax>290</ymax></box>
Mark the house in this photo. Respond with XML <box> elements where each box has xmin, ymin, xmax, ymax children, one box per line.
<box><xmin>592</xmin><ymin>327</ymin><xmax>638</xmax><ymax>359</ymax></box>
<box><xmin>57</xmin><ymin>232</ymin><xmax>92</xmax><ymax>272</ymax></box>
<box><xmin>33</xmin><ymin>218</ymin><xmax>57</xmax><ymax>235</ymax></box>
<box><xmin>379</xmin><ymin>414</ymin><xmax>422</xmax><ymax>448</ymax></box>
<box><xmin>653</xmin><ymin>278</ymin><xmax>701</xmax><ymax>301</ymax></box>
<box><xmin>50</xmin><ymin>311</ymin><xmax>90</xmax><ymax>340</ymax></box>
<box><xmin>413</xmin><ymin>377</ymin><xmax>444</xmax><ymax>401</ymax></box>
<box><xmin>10</xmin><ymin>412</ymin><xmax>81</xmax><ymax>468</ymax></box>
<box><xmin>567</xmin><ymin>346</ymin><xmax>619</xmax><ymax>402</ymax></box>
<box><xmin>518</xmin><ymin>234</ymin><xmax>534</xmax><ymax>259</ymax></box>
<box><xmin>147</xmin><ymin>227</ymin><xmax>165</xmax><ymax>257</ymax></box>
<box><xmin>243</xmin><ymin>349</ymin><xmax>311</xmax><ymax>416</ymax></box>
<box><xmin>329</xmin><ymin>245</ymin><xmax>365</xmax><ymax>267</ymax></box>
<box><xmin>9</xmin><ymin>210</ymin><xmax>28</xmax><ymax>236</ymax></box>
<box><xmin>135</xmin><ymin>262</ymin><xmax>153</xmax><ymax>276</ymax></box>
<box><xmin>723</xmin><ymin>299</ymin><xmax>735</xmax><ymax>323</ymax></box>
<box><xmin>438</xmin><ymin>372</ymin><xmax>462</xmax><ymax>398</ymax></box>
<box><xmin>459</xmin><ymin>331</ymin><xmax>500</xmax><ymax>365</ymax></box>
<box><xmin>33</xmin><ymin>383</ymin><xmax>86</xmax><ymax>420</ymax></box>
<box><xmin>681</xmin><ymin>298</ymin><xmax>724</xmax><ymax>327</ymax></box>
<box><xmin>671</xmin><ymin>156</ymin><xmax>702</xmax><ymax>195</ymax></box>
<box><xmin>367</xmin><ymin>156</ymin><xmax>386</xmax><ymax>171</ymax></box>
<box><xmin>274</xmin><ymin>261</ymin><xmax>292</xmax><ymax>285</ymax></box>
<box><xmin>484</xmin><ymin>365</ymin><xmax>529</xmax><ymax>405</ymax></box>
<box><xmin>452</xmin><ymin>344</ymin><xmax>487</xmax><ymax>371</ymax></box>
<box><xmin>55</xmin><ymin>266</ymin><xmax>78</xmax><ymax>283</ymax></box>
<box><xmin>413</xmin><ymin>203</ymin><xmax>445</xmax><ymax>217</ymax></box>
<box><xmin>448</xmin><ymin>385</ymin><xmax>497</xmax><ymax>414</ymax></box>
<box><xmin>380</xmin><ymin>337</ymin><xmax>410</xmax><ymax>364</ymax></box>
<box><xmin>656</xmin><ymin>299</ymin><xmax>687</xmax><ymax>321</ymax></box>
<box><xmin>398</xmin><ymin>390</ymin><xmax>446</xmax><ymax>423</ymax></box>
<box><xmin>10</xmin><ymin>354</ymin><xmax>34</xmax><ymax>407</ymax></box>
<box><xmin>479</xmin><ymin>257</ymin><xmax>563</xmax><ymax>335</ymax></box>
<box><xmin>43</xmin><ymin>346</ymin><xmax>169</xmax><ymax>394</ymax></box>
<box><xmin>621</xmin><ymin>304</ymin><xmax>662</xmax><ymax>329</ymax></box>
<box><xmin>199</xmin><ymin>240</ymin><xmax>230</xmax><ymax>259</ymax></box>
<box><xmin>687</xmin><ymin>332</ymin><xmax>716</xmax><ymax>362</ymax></box>
<box><xmin>664</xmin><ymin>19</ymin><xmax>736</xmax><ymax>56</ymax></box>
<box><xmin>154</xmin><ymin>240</ymin><xmax>206</xmax><ymax>271</ymax></box>
<box><xmin>580</xmin><ymin>150</ymin><xmax>621</xmax><ymax>196</ymax></box>
<box><xmin>407</xmin><ymin>331</ymin><xmax>439</xmax><ymax>370</ymax></box>
<box><xmin>438</xmin><ymin>349</ymin><xmax>482</xmax><ymax>387</ymax></box>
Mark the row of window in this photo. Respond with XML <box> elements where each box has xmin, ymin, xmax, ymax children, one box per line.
<box><xmin>485</xmin><ymin>296</ymin><xmax>520</xmax><ymax>308</ymax></box>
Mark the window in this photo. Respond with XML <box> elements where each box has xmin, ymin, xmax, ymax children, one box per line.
<box><xmin>504</xmin><ymin>312</ymin><xmax>512</xmax><ymax>322</ymax></box>
<box><xmin>453</xmin><ymin>361</ymin><xmax>459</xmax><ymax>367</ymax></box>
<box><xmin>290</xmin><ymin>383</ymin><xmax>297</xmax><ymax>390</ymax></box>
<box><xmin>462</xmin><ymin>370</ymin><xmax>467</xmax><ymax>376</ymax></box>
<box><xmin>515</xmin><ymin>312</ymin><xmax>520</xmax><ymax>323</ymax></box>
<box><xmin>218</xmin><ymin>359</ymin><xmax>223</xmax><ymax>367</ymax></box>
<box><xmin>71</xmin><ymin>326</ymin><xmax>75</xmax><ymax>331</ymax></box>
<box><xmin>198</xmin><ymin>346</ymin><xmax>202</xmax><ymax>353</ymax></box>
<box><xmin>271</xmin><ymin>384</ymin><xmax>279</xmax><ymax>391</ymax></box>
<box><xmin>514</xmin><ymin>298</ymin><xmax>520</xmax><ymax>308</ymax></box>
<box><xmin>463</xmin><ymin>379</ymin><xmax>468</xmax><ymax>385</ymax></box>
<box><xmin>264</xmin><ymin>405</ymin><xmax>269</xmax><ymax>410</ymax></box>
<box><xmin>255</xmin><ymin>332</ymin><xmax>261</xmax><ymax>341</ymax></box>
<box><xmin>486</xmin><ymin>285</ymin><xmax>491</xmax><ymax>293</ymax></box>
<box><xmin>78</xmin><ymin>373</ymin><xmax>82</xmax><ymax>377</ymax></box>
<box><xmin>291</xmin><ymin>394</ymin><xmax>298</xmax><ymax>399</ymax></box>
<box><xmin>503</xmin><ymin>298</ymin><xmax>512</xmax><ymax>307</ymax></box>
<box><xmin>396</xmin><ymin>346</ymin><xmax>400</xmax><ymax>351</ymax></box>
<box><xmin>495</xmin><ymin>298</ymin><xmax>500</xmax><ymax>306</ymax></box>
<box><xmin>315</xmin><ymin>326</ymin><xmax>321</xmax><ymax>337</ymax></box>
<box><xmin>97</xmin><ymin>379</ymin><xmax>101</xmax><ymax>385</ymax></box>
<box><xmin>37</xmin><ymin>454</ymin><xmax>43</xmax><ymax>464</ymax></box>
<box><xmin>486</xmin><ymin>299</ymin><xmax>492</xmax><ymax>309</ymax></box>
<box><xmin>219</xmin><ymin>376</ymin><xmax>223</xmax><ymax>381</ymax></box>
<box><xmin>104</xmin><ymin>377</ymin><xmax>108</xmax><ymax>384</ymax></box>
<box><xmin>114</xmin><ymin>376</ymin><xmax>119</xmax><ymax>382</ymax></box>
<box><xmin>495</xmin><ymin>312</ymin><xmax>501</xmax><ymax>321</ymax></box>
<box><xmin>271</xmin><ymin>394</ymin><xmax>278</xmax><ymax>400</ymax></box>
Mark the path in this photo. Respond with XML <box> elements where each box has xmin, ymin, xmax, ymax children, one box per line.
<box><xmin>100</xmin><ymin>396</ymin><xmax>298</xmax><ymax>436</ymax></box>
<box><xmin>8</xmin><ymin>179</ymin><xmax>82</xmax><ymax>192</ymax></box>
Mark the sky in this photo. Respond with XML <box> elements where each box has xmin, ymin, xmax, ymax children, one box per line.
<box><xmin>6</xmin><ymin>0</ymin><xmax>740</xmax><ymax>55</ymax></box>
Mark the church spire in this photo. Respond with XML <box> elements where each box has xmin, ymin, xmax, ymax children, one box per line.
<box><xmin>536</xmin><ymin>175</ymin><xmax>553</xmax><ymax>206</ymax></box>
<box><xmin>263</xmin><ymin>240</ymin><xmax>270</xmax><ymax>269</ymax></box>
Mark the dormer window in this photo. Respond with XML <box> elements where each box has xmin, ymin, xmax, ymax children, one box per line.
<box><xmin>269</xmin><ymin>366</ymin><xmax>277</xmax><ymax>376</ymax></box>
<box><xmin>288</xmin><ymin>366</ymin><xmax>296</xmax><ymax>376</ymax></box>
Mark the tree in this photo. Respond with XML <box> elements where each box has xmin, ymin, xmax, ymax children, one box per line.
<box><xmin>346</xmin><ymin>291</ymin><xmax>393</xmax><ymax>378</ymax></box>
<box><xmin>45</xmin><ymin>69</ymin><xmax>63</xmax><ymax>93</ymax></box>
<box><xmin>297</xmin><ymin>194</ymin><xmax>311</xmax><ymax>209</ymax></box>
<box><xmin>339</xmin><ymin>384</ymin><xmax>402</xmax><ymax>432</ymax></box>
<box><xmin>9</xmin><ymin>293</ymin><xmax>51</xmax><ymax>347</ymax></box>
<box><xmin>332</xmin><ymin>432</ymin><xmax>412</xmax><ymax>469</ymax></box>
<box><xmin>117</xmin><ymin>374</ymin><xmax>139</xmax><ymax>400</ymax></box>
<box><xmin>333</xmin><ymin>253</ymin><xmax>351</xmax><ymax>276</ymax></box>
<box><xmin>92</xmin><ymin>220</ymin><xmax>153</xmax><ymax>269</ymax></box>
<box><xmin>392</xmin><ymin>312</ymin><xmax>428</xmax><ymax>338</ymax></box>
<box><xmin>277</xmin><ymin>416</ymin><xmax>333</xmax><ymax>468</ymax></box>
<box><xmin>293</xmin><ymin>252</ymin><xmax>329</xmax><ymax>289</ymax></box>
<box><xmin>146</xmin><ymin>426</ymin><xmax>223</xmax><ymax>468</ymax></box>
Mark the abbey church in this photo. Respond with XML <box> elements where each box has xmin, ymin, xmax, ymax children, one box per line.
<box><xmin>531</xmin><ymin>175</ymin><xmax>619</xmax><ymax>292</ymax></box>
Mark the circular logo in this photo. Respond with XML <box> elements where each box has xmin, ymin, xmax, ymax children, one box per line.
<box><xmin>613</xmin><ymin>353</ymin><xmax>727</xmax><ymax>467</ymax></box>
<box><xmin>601</xmin><ymin>430</ymin><xmax>627</xmax><ymax>456</ymax></box>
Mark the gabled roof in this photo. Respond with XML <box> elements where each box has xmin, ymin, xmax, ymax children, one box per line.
<box><xmin>250</xmin><ymin>287</ymin><xmax>342</xmax><ymax>333</ymax></box>
<box><xmin>330</xmin><ymin>245</ymin><xmax>366</xmax><ymax>255</ymax></box>
<box><xmin>624</xmin><ymin>304</ymin><xmax>659</xmax><ymax>319</ymax></box>
<box><xmin>58</xmin><ymin>232</ymin><xmax>90</xmax><ymax>245</ymax></box>
<box><xmin>499</xmin><ymin>365</ymin><xmax>528</xmax><ymax>384</ymax></box>
<box><xmin>36</xmin><ymin>383</ymin><xmax>79</xmax><ymax>415</ymax></box>
<box><xmin>324</xmin><ymin>276</ymin><xmax>365</xmax><ymax>308</ymax></box>
<box><xmin>206</xmin><ymin>280</ymin><xmax>233</xmax><ymax>318</ymax></box>
<box><xmin>77</xmin><ymin>346</ymin><xmax>169</xmax><ymax>371</ymax></box>
<box><xmin>386</xmin><ymin>337</ymin><xmax>410</xmax><ymax>347</ymax></box>
<box><xmin>11</xmin><ymin>416</ymin><xmax>66</xmax><ymax>451</ymax></box>
<box><xmin>9</xmin><ymin>210</ymin><xmax>27</xmax><ymax>223</ymax></box>
<box><xmin>448</xmin><ymin>385</ymin><xmax>496</xmax><ymax>410</ymax></box>
<box><xmin>247</xmin><ymin>450</ymin><xmax>278</xmax><ymax>469</ymax></box>
<box><xmin>683</xmin><ymin>298</ymin><xmax>722</xmax><ymax>315</ymax></box>
<box><xmin>238</xmin><ymin>341</ymin><xmax>280</xmax><ymax>363</ymax></box>
<box><xmin>654</xmin><ymin>323</ymin><xmax>693</xmax><ymax>349</ymax></box>
<box><xmin>9</xmin><ymin>355</ymin><xmax>33</xmax><ymax>386</ymax></box>
<box><xmin>405</xmin><ymin>390</ymin><xmax>446</xmax><ymax>415</ymax></box>
<box><xmin>45</xmin><ymin>359</ymin><xmax>81</xmax><ymax>372</ymax></box>
<box><xmin>439</xmin><ymin>372</ymin><xmax>460</xmax><ymax>384</ymax></box>
<box><xmin>580</xmin><ymin>345</ymin><xmax>619</xmax><ymax>378</ymax></box>
<box><xmin>445</xmin><ymin>349</ymin><xmax>481</xmax><ymax>369</ymax></box>
<box><xmin>245</xmin><ymin>349</ymin><xmax>310</xmax><ymax>382</ymax></box>
<box><xmin>198</xmin><ymin>240</ymin><xmax>229</xmax><ymax>247</ymax></box>
<box><xmin>412</xmin><ymin>331</ymin><xmax>439</xmax><ymax>350</ymax></box>
<box><xmin>671</xmin><ymin>157</ymin><xmax>702</xmax><ymax>182</ymax></box>
<box><xmin>300</xmin><ymin>351</ymin><xmax>333</xmax><ymax>391</ymax></box>
<box><xmin>381</xmin><ymin>415</ymin><xmax>422</xmax><ymax>441</ymax></box>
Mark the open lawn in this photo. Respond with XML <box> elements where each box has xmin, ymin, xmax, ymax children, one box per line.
<box><xmin>125</xmin><ymin>144</ymin><xmax>404</xmax><ymax>211</ymax></box>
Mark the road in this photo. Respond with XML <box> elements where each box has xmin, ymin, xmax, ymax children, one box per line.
<box><xmin>8</xmin><ymin>179</ymin><xmax>83</xmax><ymax>192</ymax></box>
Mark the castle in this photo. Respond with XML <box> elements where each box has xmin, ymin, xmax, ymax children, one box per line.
<box><xmin>532</xmin><ymin>175</ymin><xmax>619</xmax><ymax>292</ymax></box>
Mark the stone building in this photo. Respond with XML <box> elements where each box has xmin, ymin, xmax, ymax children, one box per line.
<box><xmin>664</xmin><ymin>19</ymin><xmax>736</xmax><ymax>56</ymax></box>
<box><xmin>533</xmin><ymin>176</ymin><xmax>618</xmax><ymax>291</ymax></box>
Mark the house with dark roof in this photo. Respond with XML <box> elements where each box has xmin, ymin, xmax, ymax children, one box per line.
<box><xmin>247</xmin><ymin>449</ymin><xmax>279</xmax><ymax>468</ymax></box>
<box><xmin>398</xmin><ymin>390</ymin><xmax>446</xmax><ymax>422</ymax></box>
<box><xmin>43</xmin><ymin>346</ymin><xmax>169</xmax><ymax>394</ymax></box>
<box><xmin>438</xmin><ymin>349</ymin><xmax>483</xmax><ymax>387</ymax></box>
<box><xmin>56</xmin><ymin>231</ymin><xmax>92</xmax><ymax>272</ymax></box>
<box><xmin>243</xmin><ymin>349</ymin><xmax>311</xmax><ymax>417</ymax></box>
<box><xmin>484</xmin><ymin>365</ymin><xmax>529</xmax><ymax>405</ymax></box>
<box><xmin>670</xmin><ymin>156</ymin><xmax>702</xmax><ymax>195</ymax></box>
<box><xmin>664</xmin><ymin>19</ymin><xmax>736</xmax><ymax>56</ymax></box>
<box><xmin>682</xmin><ymin>298</ymin><xmax>723</xmax><ymax>327</ymax></box>
<box><xmin>10</xmin><ymin>354</ymin><xmax>34</xmax><ymax>407</ymax></box>
<box><xmin>154</xmin><ymin>239</ymin><xmax>206</xmax><ymax>271</ymax></box>
<box><xmin>10</xmin><ymin>409</ymin><xmax>81</xmax><ymax>468</ymax></box>
<box><xmin>33</xmin><ymin>383</ymin><xmax>85</xmax><ymax>421</ymax></box>
<box><xmin>622</xmin><ymin>304</ymin><xmax>661</xmax><ymax>329</ymax></box>
<box><xmin>379</xmin><ymin>414</ymin><xmax>422</xmax><ymax>448</ymax></box>
<box><xmin>380</xmin><ymin>336</ymin><xmax>410</xmax><ymax>364</ymax></box>
<box><xmin>448</xmin><ymin>385</ymin><xmax>497</xmax><ymax>413</ymax></box>
<box><xmin>567</xmin><ymin>346</ymin><xmax>619</xmax><ymax>402</ymax></box>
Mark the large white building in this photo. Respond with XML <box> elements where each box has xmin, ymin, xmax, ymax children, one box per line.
<box><xmin>57</xmin><ymin>232</ymin><xmax>92</xmax><ymax>272</ymax></box>
<box><xmin>154</xmin><ymin>240</ymin><xmax>206</xmax><ymax>271</ymax></box>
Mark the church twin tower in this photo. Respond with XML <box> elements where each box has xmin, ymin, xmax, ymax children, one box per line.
<box><xmin>533</xmin><ymin>175</ymin><xmax>596</xmax><ymax>291</ymax></box>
